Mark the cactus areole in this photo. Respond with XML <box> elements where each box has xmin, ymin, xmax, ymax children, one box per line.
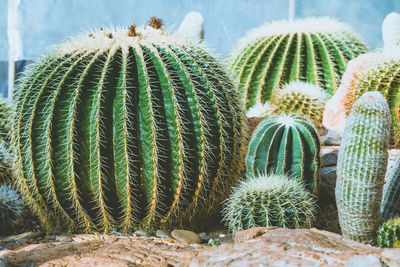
<box><xmin>12</xmin><ymin>20</ymin><xmax>246</xmax><ymax>233</ymax></box>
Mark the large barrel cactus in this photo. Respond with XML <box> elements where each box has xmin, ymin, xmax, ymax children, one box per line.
<box><xmin>336</xmin><ymin>91</ymin><xmax>391</xmax><ymax>245</ymax></box>
<box><xmin>246</xmin><ymin>114</ymin><xmax>321</xmax><ymax>194</ymax></box>
<box><xmin>229</xmin><ymin>17</ymin><xmax>368</xmax><ymax>109</ymax></box>
<box><xmin>12</xmin><ymin>19</ymin><xmax>246</xmax><ymax>233</ymax></box>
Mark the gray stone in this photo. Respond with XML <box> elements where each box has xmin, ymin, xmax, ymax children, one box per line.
<box><xmin>320</xmin><ymin>166</ymin><xmax>337</xmax><ymax>201</ymax></box>
<box><xmin>55</xmin><ymin>235</ymin><xmax>72</xmax><ymax>242</ymax></box>
<box><xmin>133</xmin><ymin>230</ymin><xmax>149</xmax><ymax>237</ymax></box>
<box><xmin>322</xmin><ymin>130</ymin><xmax>342</xmax><ymax>146</ymax></box>
<box><xmin>321</xmin><ymin>146</ymin><xmax>339</xmax><ymax>167</ymax></box>
<box><xmin>155</xmin><ymin>229</ymin><xmax>171</xmax><ymax>239</ymax></box>
<box><xmin>171</xmin><ymin>230</ymin><xmax>201</xmax><ymax>244</ymax></box>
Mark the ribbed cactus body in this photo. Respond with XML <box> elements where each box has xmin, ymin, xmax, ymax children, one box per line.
<box><xmin>378</xmin><ymin>217</ymin><xmax>400</xmax><ymax>248</ymax></box>
<box><xmin>382</xmin><ymin>154</ymin><xmax>400</xmax><ymax>220</ymax></box>
<box><xmin>336</xmin><ymin>91</ymin><xmax>391</xmax><ymax>245</ymax></box>
<box><xmin>246</xmin><ymin>114</ymin><xmax>320</xmax><ymax>194</ymax></box>
<box><xmin>229</xmin><ymin>17</ymin><xmax>368</xmax><ymax>109</ymax></box>
<box><xmin>271</xmin><ymin>81</ymin><xmax>330</xmax><ymax>127</ymax></box>
<box><xmin>0</xmin><ymin>184</ymin><xmax>24</xmax><ymax>234</ymax></box>
<box><xmin>223</xmin><ymin>174</ymin><xmax>316</xmax><ymax>233</ymax></box>
<box><xmin>0</xmin><ymin>98</ymin><xmax>12</xmax><ymax>144</ymax></box>
<box><xmin>12</xmin><ymin>24</ymin><xmax>246</xmax><ymax>233</ymax></box>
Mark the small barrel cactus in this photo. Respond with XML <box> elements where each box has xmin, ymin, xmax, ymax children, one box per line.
<box><xmin>336</xmin><ymin>91</ymin><xmax>391</xmax><ymax>245</ymax></box>
<box><xmin>246</xmin><ymin>114</ymin><xmax>321</xmax><ymax>194</ymax></box>
<box><xmin>0</xmin><ymin>97</ymin><xmax>12</xmax><ymax>144</ymax></box>
<box><xmin>382</xmin><ymin>154</ymin><xmax>400</xmax><ymax>221</ymax></box>
<box><xmin>229</xmin><ymin>17</ymin><xmax>368</xmax><ymax>109</ymax></box>
<box><xmin>0</xmin><ymin>184</ymin><xmax>24</xmax><ymax>234</ymax></box>
<box><xmin>270</xmin><ymin>81</ymin><xmax>330</xmax><ymax>127</ymax></box>
<box><xmin>12</xmin><ymin>18</ymin><xmax>247</xmax><ymax>233</ymax></box>
<box><xmin>0</xmin><ymin>140</ymin><xmax>13</xmax><ymax>185</ymax></box>
<box><xmin>223</xmin><ymin>173</ymin><xmax>316</xmax><ymax>233</ymax></box>
<box><xmin>378</xmin><ymin>217</ymin><xmax>400</xmax><ymax>248</ymax></box>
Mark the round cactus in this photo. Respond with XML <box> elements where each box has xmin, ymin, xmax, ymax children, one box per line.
<box><xmin>229</xmin><ymin>17</ymin><xmax>368</xmax><ymax>109</ymax></box>
<box><xmin>270</xmin><ymin>81</ymin><xmax>330</xmax><ymax>127</ymax></box>
<box><xmin>382</xmin><ymin>153</ymin><xmax>400</xmax><ymax>221</ymax></box>
<box><xmin>223</xmin><ymin>173</ymin><xmax>316</xmax><ymax>233</ymax></box>
<box><xmin>336</xmin><ymin>91</ymin><xmax>391</xmax><ymax>245</ymax></box>
<box><xmin>12</xmin><ymin>19</ymin><xmax>247</xmax><ymax>233</ymax></box>
<box><xmin>246</xmin><ymin>114</ymin><xmax>321</xmax><ymax>194</ymax></box>
<box><xmin>0</xmin><ymin>140</ymin><xmax>13</xmax><ymax>185</ymax></box>
<box><xmin>378</xmin><ymin>217</ymin><xmax>400</xmax><ymax>248</ymax></box>
<box><xmin>0</xmin><ymin>184</ymin><xmax>24</xmax><ymax>234</ymax></box>
<box><xmin>0</xmin><ymin>97</ymin><xmax>12</xmax><ymax>144</ymax></box>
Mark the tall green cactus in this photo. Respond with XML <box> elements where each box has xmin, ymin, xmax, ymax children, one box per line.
<box><xmin>223</xmin><ymin>173</ymin><xmax>316</xmax><ymax>233</ymax></box>
<box><xmin>229</xmin><ymin>17</ymin><xmax>368</xmax><ymax>109</ymax></box>
<box><xmin>12</xmin><ymin>20</ymin><xmax>247</xmax><ymax>233</ymax></box>
<box><xmin>382</xmin><ymin>154</ymin><xmax>400</xmax><ymax>220</ymax></box>
<box><xmin>246</xmin><ymin>114</ymin><xmax>320</xmax><ymax>194</ymax></box>
<box><xmin>336</xmin><ymin>91</ymin><xmax>391</xmax><ymax>245</ymax></box>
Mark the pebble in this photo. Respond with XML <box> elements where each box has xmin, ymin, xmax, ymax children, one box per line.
<box><xmin>198</xmin><ymin>232</ymin><xmax>211</xmax><ymax>241</ymax></box>
<box><xmin>321</xmin><ymin>147</ymin><xmax>339</xmax><ymax>167</ymax></box>
<box><xmin>55</xmin><ymin>235</ymin><xmax>72</xmax><ymax>242</ymax></box>
<box><xmin>133</xmin><ymin>230</ymin><xmax>150</xmax><ymax>238</ymax></box>
<box><xmin>322</xmin><ymin>130</ymin><xmax>342</xmax><ymax>146</ymax></box>
<box><xmin>171</xmin><ymin>230</ymin><xmax>201</xmax><ymax>244</ymax></box>
<box><xmin>155</xmin><ymin>230</ymin><xmax>171</xmax><ymax>239</ymax></box>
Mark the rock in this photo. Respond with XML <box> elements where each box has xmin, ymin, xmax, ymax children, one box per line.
<box><xmin>382</xmin><ymin>12</ymin><xmax>400</xmax><ymax>49</ymax></box>
<box><xmin>155</xmin><ymin>229</ymin><xmax>171</xmax><ymax>239</ymax></box>
<box><xmin>198</xmin><ymin>232</ymin><xmax>211</xmax><ymax>242</ymax></box>
<box><xmin>234</xmin><ymin>227</ymin><xmax>270</xmax><ymax>243</ymax></box>
<box><xmin>133</xmin><ymin>230</ymin><xmax>149</xmax><ymax>238</ymax></box>
<box><xmin>190</xmin><ymin>228</ymin><xmax>400</xmax><ymax>266</ymax></box>
<box><xmin>55</xmin><ymin>235</ymin><xmax>72</xmax><ymax>242</ymax></box>
<box><xmin>172</xmin><ymin>230</ymin><xmax>201</xmax><ymax>244</ymax></box>
<box><xmin>316</xmin><ymin>204</ymin><xmax>341</xmax><ymax>234</ymax></box>
<box><xmin>320</xmin><ymin>166</ymin><xmax>337</xmax><ymax>201</ymax></box>
<box><xmin>321</xmin><ymin>146</ymin><xmax>339</xmax><ymax>167</ymax></box>
<box><xmin>177</xmin><ymin>11</ymin><xmax>204</xmax><ymax>42</ymax></box>
<box><xmin>322</xmin><ymin>53</ymin><xmax>387</xmax><ymax>135</ymax></box>
<box><xmin>0</xmin><ymin>231</ymin><xmax>45</xmax><ymax>245</ymax></box>
<box><xmin>322</xmin><ymin>130</ymin><xmax>342</xmax><ymax>146</ymax></box>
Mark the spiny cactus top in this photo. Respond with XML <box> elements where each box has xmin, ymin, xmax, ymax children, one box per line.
<box><xmin>378</xmin><ymin>217</ymin><xmax>400</xmax><ymax>248</ymax></box>
<box><xmin>247</xmin><ymin>114</ymin><xmax>321</xmax><ymax>194</ymax></box>
<box><xmin>223</xmin><ymin>173</ymin><xmax>316</xmax><ymax>233</ymax></box>
<box><xmin>336</xmin><ymin>91</ymin><xmax>391</xmax><ymax>245</ymax></box>
<box><xmin>271</xmin><ymin>81</ymin><xmax>330</xmax><ymax>127</ymax></box>
<box><xmin>229</xmin><ymin>17</ymin><xmax>368</xmax><ymax>109</ymax></box>
<box><xmin>12</xmin><ymin>18</ymin><xmax>247</xmax><ymax>233</ymax></box>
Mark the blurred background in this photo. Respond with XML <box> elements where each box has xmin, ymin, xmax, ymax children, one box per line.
<box><xmin>1</xmin><ymin>0</ymin><xmax>400</xmax><ymax>97</ymax></box>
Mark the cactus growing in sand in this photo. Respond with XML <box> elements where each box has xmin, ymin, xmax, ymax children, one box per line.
<box><xmin>12</xmin><ymin>17</ymin><xmax>247</xmax><ymax>233</ymax></box>
<box><xmin>229</xmin><ymin>17</ymin><xmax>368</xmax><ymax>109</ymax></box>
<box><xmin>336</xmin><ymin>91</ymin><xmax>391</xmax><ymax>245</ymax></box>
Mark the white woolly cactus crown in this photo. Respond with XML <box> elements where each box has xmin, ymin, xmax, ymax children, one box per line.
<box><xmin>277</xmin><ymin>81</ymin><xmax>330</xmax><ymax>102</ymax></box>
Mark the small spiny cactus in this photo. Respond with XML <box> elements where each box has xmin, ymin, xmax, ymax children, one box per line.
<box><xmin>378</xmin><ymin>217</ymin><xmax>400</xmax><ymax>248</ymax></box>
<box><xmin>229</xmin><ymin>17</ymin><xmax>368</xmax><ymax>109</ymax></box>
<box><xmin>270</xmin><ymin>81</ymin><xmax>330</xmax><ymax>127</ymax></box>
<box><xmin>223</xmin><ymin>173</ymin><xmax>316</xmax><ymax>233</ymax></box>
<box><xmin>247</xmin><ymin>114</ymin><xmax>321</xmax><ymax>194</ymax></box>
<box><xmin>382</xmin><ymin>153</ymin><xmax>400</xmax><ymax>221</ymax></box>
<box><xmin>0</xmin><ymin>184</ymin><xmax>24</xmax><ymax>234</ymax></box>
<box><xmin>336</xmin><ymin>91</ymin><xmax>391</xmax><ymax>245</ymax></box>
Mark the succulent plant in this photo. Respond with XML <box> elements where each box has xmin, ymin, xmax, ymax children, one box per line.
<box><xmin>12</xmin><ymin>19</ymin><xmax>247</xmax><ymax>233</ymax></box>
<box><xmin>270</xmin><ymin>81</ymin><xmax>330</xmax><ymax>127</ymax></box>
<box><xmin>0</xmin><ymin>140</ymin><xmax>13</xmax><ymax>185</ymax></box>
<box><xmin>223</xmin><ymin>173</ymin><xmax>317</xmax><ymax>233</ymax></box>
<box><xmin>246</xmin><ymin>114</ymin><xmax>321</xmax><ymax>194</ymax></box>
<box><xmin>0</xmin><ymin>184</ymin><xmax>24</xmax><ymax>234</ymax></box>
<box><xmin>382</xmin><ymin>153</ymin><xmax>400</xmax><ymax>221</ymax></box>
<box><xmin>344</xmin><ymin>49</ymin><xmax>400</xmax><ymax>146</ymax></box>
<box><xmin>229</xmin><ymin>17</ymin><xmax>368</xmax><ymax>109</ymax></box>
<box><xmin>0</xmin><ymin>97</ymin><xmax>12</xmax><ymax>144</ymax></box>
<box><xmin>336</xmin><ymin>91</ymin><xmax>391</xmax><ymax>245</ymax></box>
<box><xmin>378</xmin><ymin>217</ymin><xmax>400</xmax><ymax>248</ymax></box>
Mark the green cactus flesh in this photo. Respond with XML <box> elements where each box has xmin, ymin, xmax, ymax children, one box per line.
<box><xmin>378</xmin><ymin>217</ymin><xmax>400</xmax><ymax>248</ymax></box>
<box><xmin>0</xmin><ymin>97</ymin><xmax>12</xmax><ymax>144</ymax></box>
<box><xmin>223</xmin><ymin>173</ymin><xmax>316</xmax><ymax>233</ymax></box>
<box><xmin>229</xmin><ymin>17</ymin><xmax>368</xmax><ymax>109</ymax></box>
<box><xmin>336</xmin><ymin>91</ymin><xmax>391</xmax><ymax>245</ymax></box>
<box><xmin>0</xmin><ymin>184</ymin><xmax>24</xmax><ymax>234</ymax></box>
<box><xmin>382</xmin><ymin>153</ymin><xmax>400</xmax><ymax>221</ymax></box>
<box><xmin>246</xmin><ymin>114</ymin><xmax>320</xmax><ymax>194</ymax></box>
<box><xmin>12</xmin><ymin>23</ymin><xmax>247</xmax><ymax>233</ymax></box>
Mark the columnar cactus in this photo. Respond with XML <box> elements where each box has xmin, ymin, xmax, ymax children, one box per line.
<box><xmin>378</xmin><ymin>217</ymin><xmax>400</xmax><ymax>248</ymax></box>
<box><xmin>223</xmin><ymin>173</ymin><xmax>316</xmax><ymax>233</ymax></box>
<box><xmin>270</xmin><ymin>81</ymin><xmax>330</xmax><ymax>127</ymax></box>
<box><xmin>229</xmin><ymin>17</ymin><xmax>368</xmax><ymax>109</ymax></box>
<box><xmin>12</xmin><ymin>19</ymin><xmax>247</xmax><ymax>233</ymax></box>
<box><xmin>382</xmin><ymin>154</ymin><xmax>400</xmax><ymax>220</ymax></box>
<box><xmin>246</xmin><ymin>114</ymin><xmax>320</xmax><ymax>194</ymax></box>
<box><xmin>0</xmin><ymin>184</ymin><xmax>24</xmax><ymax>234</ymax></box>
<box><xmin>336</xmin><ymin>91</ymin><xmax>391</xmax><ymax>245</ymax></box>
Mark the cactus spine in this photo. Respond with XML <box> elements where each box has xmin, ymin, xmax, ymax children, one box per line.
<box><xmin>0</xmin><ymin>184</ymin><xmax>24</xmax><ymax>234</ymax></box>
<box><xmin>246</xmin><ymin>114</ymin><xmax>320</xmax><ymax>194</ymax></box>
<box><xmin>378</xmin><ymin>217</ymin><xmax>400</xmax><ymax>248</ymax></box>
<box><xmin>270</xmin><ymin>81</ymin><xmax>330</xmax><ymax>127</ymax></box>
<box><xmin>336</xmin><ymin>91</ymin><xmax>391</xmax><ymax>245</ymax></box>
<box><xmin>223</xmin><ymin>174</ymin><xmax>316</xmax><ymax>233</ymax></box>
<box><xmin>229</xmin><ymin>17</ymin><xmax>368</xmax><ymax>109</ymax></box>
<box><xmin>382</xmin><ymin>154</ymin><xmax>400</xmax><ymax>220</ymax></box>
<box><xmin>12</xmin><ymin>20</ymin><xmax>246</xmax><ymax>233</ymax></box>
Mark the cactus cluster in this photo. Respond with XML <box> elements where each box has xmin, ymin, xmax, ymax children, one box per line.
<box><xmin>247</xmin><ymin>114</ymin><xmax>321</xmax><ymax>194</ymax></box>
<box><xmin>12</xmin><ymin>20</ymin><xmax>247</xmax><ymax>233</ymax></box>
<box><xmin>0</xmin><ymin>184</ymin><xmax>24</xmax><ymax>234</ymax></box>
<box><xmin>378</xmin><ymin>217</ymin><xmax>400</xmax><ymax>248</ymax></box>
<box><xmin>336</xmin><ymin>91</ymin><xmax>391</xmax><ymax>245</ymax></box>
<box><xmin>270</xmin><ymin>81</ymin><xmax>330</xmax><ymax>127</ymax></box>
<box><xmin>229</xmin><ymin>17</ymin><xmax>368</xmax><ymax>109</ymax></box>
<box><xmin>223</xmin><ymin>174</ymin><xmax>316</xmax><ymax>233</ymax></box>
